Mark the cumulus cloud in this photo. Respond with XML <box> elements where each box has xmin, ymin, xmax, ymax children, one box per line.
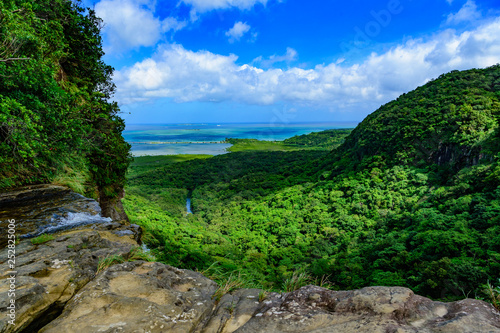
<box><xmin>226</xmin><ymin>22</ymin><xmax>251</xmax><ymax>43</ymax></box>
<box><xmin>95</xmin><ymin>0</ymin><xmax>186</xmax><ymax>52</ymax></box>
<box><xmin>446</xmin><ymin>0</ymin><xmax>481</xmax><ymax>24</ymax></box>
<box><xmin>114</xmin><ymin>18</ymin><xmax>500</xmax><ymax>111</ymax></box>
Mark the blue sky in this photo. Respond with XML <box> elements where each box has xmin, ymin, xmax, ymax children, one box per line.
<box><xmin>82</xmin><ymin>0</ymin><xmax>500</xmax><ymax>125</ymax></box>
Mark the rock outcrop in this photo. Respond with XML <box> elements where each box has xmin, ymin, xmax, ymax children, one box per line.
<box><xmin>235</xmin><ymin>285</ymin><xmax>500</xmax><ymax>333</ymax></box>
<box><xmin>39</xmin><ymin>261</ymin><xmax>218</xmax><ymax>333</ymax></box>
<box><xmin>1</xmin><ymin>185</ymin><xmax>500</xmax><ymax>332</ymax></box>
<box><xmin>0</xmin><ymin>185</ymin><xmax>111</xmax><ymax>249</ymax></box>
<box><xmin>0</xmin><ymin>226</ymin><xmax>139</xmax><ymax>333</ymax></box>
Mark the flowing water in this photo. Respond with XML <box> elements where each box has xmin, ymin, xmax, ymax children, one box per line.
<box><xmin>186</xmin><ymin>198</ymin><xmax>193</xmax><ymax>215</ymax></box>
<box><xmin>0</xmin><ymin>185</ymin><xmax>111</xmax><ymax>248</ymax></box>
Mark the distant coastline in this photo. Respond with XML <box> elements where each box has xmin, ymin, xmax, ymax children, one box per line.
<box><xmin>124</xmin><ymin>122</ymin><xmax>358</xmax><ymax>156</ymax></box>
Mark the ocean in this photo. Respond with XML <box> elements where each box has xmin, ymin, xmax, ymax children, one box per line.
<box><xmin>124</xmin><ymin>122</ymin><xmax>358</xmax><ymax>156</ymax></box>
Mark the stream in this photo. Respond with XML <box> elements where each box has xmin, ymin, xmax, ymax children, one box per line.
<box><xmin>0</xmin><ymin>185</ymin><xmax>112</xmax><ymax>248</ymax></box>
<box><xmin>186</xmin><ymin>198</ymin><xmax>193</xmax><ymax>215</ymax></box>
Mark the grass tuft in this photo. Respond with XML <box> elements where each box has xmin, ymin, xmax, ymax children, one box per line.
<box><xmin>212</xmin><ymin>272</ymin><xmax>247</xmax><ymax>302</ymax></box>
<box><xmin>30</xmin><ymin>234</ymin><xmax>55</xmax><ymax>245</ymax></box>
<box><xmin>283</xmin><ymin>270</ymin><xmax>312</xmax><ymax>293</ymax></box>
<box><xmin>200</xmin><ymin>262</ymin><xmax>258</xmax><ymax>302</ymax></box>
<box><xmin>258</xmin><ymin>290</ymin><xmax>268</xmax><ymax>302</ymax></box>
<box><xmin>96</xmin><ymin>254</ymin><xmax>125</xmax><ymax>274</ymax></box>
<box><xmin>128</xmin><ymin>246</ymin><xmax>157</xmax><ymax>262</ymax></box>
<box><xmin>483</xmin><ymin>280</ymin><xmax>500</xmax><ymax>310</ymax></box>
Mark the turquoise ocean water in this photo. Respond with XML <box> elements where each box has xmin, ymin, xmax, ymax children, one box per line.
<box><xmin>124</xmin><ymin>122</ymin><xmax>358</xmax><ymax>156</ymax></box>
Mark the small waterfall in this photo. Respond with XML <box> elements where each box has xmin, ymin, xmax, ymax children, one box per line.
<box><xmin>186</xmin><ymin>198</ymin><xmax>193</xmax><ymax>215</ymax></box>
<box><xmin>24</xmin><ymin>212</ymin><xmax>112</xmax><ymax>238</ymax></box>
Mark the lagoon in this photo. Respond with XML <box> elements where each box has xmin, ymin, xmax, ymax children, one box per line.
<box><xmin>124</xmin><ymin>122</ymin><xmax>358</xmax><ymax>156</ymax></box>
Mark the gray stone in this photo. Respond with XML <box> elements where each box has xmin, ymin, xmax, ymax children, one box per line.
<box><xmin>0</xmin><ymin>230</ymin><xmax>134</xmax><ymax>333</ymax></box>
<box><xmin>231</xmin><ymin>285</ymin><xmax>500</xmax><ymax>333</ymax></box>
<box><xmin>39</xmin><ymin>261</ymin><xmax>218</xmax><ymax>333</ymax></box>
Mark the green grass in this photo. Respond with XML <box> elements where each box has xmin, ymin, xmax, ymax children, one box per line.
<box><xmin>30</xmin><ymin>234</ymin><xmax>55</xmax><ymax>245</ymax></box>
<box><xmin>96</xmin><ymin>248</ymin><xmax>158</xmax><ymax>275</ymax></box>
<box><xmin>201</xmin><ymin>263</ymin><xmax>257</xmax><ymax>302</ymax></box>
<box><xmin>225</xmin><ymin>138</ymin><xmax>302</xmax><ymax>152</ymax></box>
<box><xmin>283</xmin><ymin>270</ymin><xmax>312</xmax><ymax>292</ymax></box>
<box><xmin>128</xmin><ymin>154</ymin><xmax>213</xmax><ymax>178</ymax></box>
<box><xmin>130</xmin><ymin>154</ymin><xmax>213</xmax><ymax>167</ymax></box>
<box><xmin>128</xmin><ymin>246</ymin><xmax>157</xmax><ymax>262</ymax></box>
<box><xmin>96</xmin><ymin>255</ymin><xmax>126</xmax><ymax>274</ymax></box>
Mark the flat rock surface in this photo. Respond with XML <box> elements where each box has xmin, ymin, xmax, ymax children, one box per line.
<box><xmin>232</xmin><ymin>285</ymin><xmax>500</xmax><ymax>333</ymax></box>
<box><xmin>0</xmin><ymin>229</ymin><xmax>135</xmax><ymax>333</ymax></box>
<box><xmin>39</xmin><ymin>261</ymin><xmax>218</xmax><ymax>333</ymax></box>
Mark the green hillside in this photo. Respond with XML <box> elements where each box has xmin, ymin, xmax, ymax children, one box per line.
<box><xmin>124</xmin><ymin>65</ymin><xmax>500</xmax><ymax>300</ymax></box>
<box><xmin>284</xmin><ymin>128</ymin><xmax>352</xmax><ymax>149</ymax></box>
<box><xmin>0</xmin><ymin>0</ymin><xmax>130</xmax><ymax>201</ymax></box>
<box><xmin>330</xmin><ymin>66</ymin><xmax>500</xmax><ymax>174</ymax></box>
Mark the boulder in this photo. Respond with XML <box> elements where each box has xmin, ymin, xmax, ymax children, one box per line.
<box><xmin>0</xmin><ymin>230</ymin><xmax>135</xmax><ymax>333</ymax></box>
<box><xmin>232</xmin><ymin>285</ymin><xmax>500</xmax><ymax>333</ymax></box>
<box><xmin>199</xmin><ymin>288</ymin><xmax>262</xmax><ymax>333</ymax></box>
<box><xmin>3</xmin><ymin>234</ymin><xmax>500</xmax><ymax>333</ymax></box>
<box><xmin>39</xmin><ymin>261</ymin><xmax>218</xmax><ymax>333</ymax></box>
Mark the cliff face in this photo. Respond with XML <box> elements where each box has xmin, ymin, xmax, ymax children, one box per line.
<box><xmin>1</xmin><ymin>186</ymin><xmax>500</xmax><ymax>332</ymax></box>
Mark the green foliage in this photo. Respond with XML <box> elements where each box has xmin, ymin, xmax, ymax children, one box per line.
<box><xmin>483</xmin><ymin>280</ymin><xmax>500</xmax><ymax>310</ymax></box>
<box><xmin>30</xmin><ymin>234</ymin><xmax>54</xmax><ymax>245</ymax></box>
<box><xmin>283</xmin><ymin>129</ymin><xmax>352</xmax><ymax>150</ymax></box>
<box><xmin>225</xmin><ymin>129</ymin><xmax>352</xmax><ymax>152</ymax></box>
<box><xmin>96</xmin><ymin>254</ymin><xmax>125</xmax><ymax>274</ymax></box>
<box><xmin>124</xmin><ymin>66</ymin><xmax>500</xmax><ymax>301</ymax></box>
<box><xmin>0</xmin><ymin>0</ymin><xmax>130</xmax><ymax>199</ymax></box>
<box><xmin>332</xmin><ymin>66</ymin><xmax>500</xmax><ymax>174</ymax></box>
<box><xmin>128</xmin><ymin>246</ymin><xmax>156</xmax><ymax>262</ymax></box>
<box><xmin>283</xmin><ymin>269</ymin><xmax>312</xmax><ymax>292</ymax></box>
<box><xmin>225</xmin><ymin>138</ymin><xmax>296</xmax><ymax>152</ymax></box>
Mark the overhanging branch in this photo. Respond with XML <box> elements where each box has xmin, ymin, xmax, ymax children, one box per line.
<box><xmin>0</xmin><ymin>57</ymin><xmax>30</xmax><ymax>62</ymax></box>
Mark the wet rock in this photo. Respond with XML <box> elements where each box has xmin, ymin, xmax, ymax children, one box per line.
<box><xmin>0</xmin><ymin>185</ymin><xmax>111</xmax><ymax>248</ymax></box>
<box><xmin>113</xmin><ymin>229</ymin><xmax>134</xmax><ymax>237</ymax></box>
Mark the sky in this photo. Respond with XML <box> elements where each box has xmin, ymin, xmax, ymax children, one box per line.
<box><xmin>81</xmin><ymin>0</ymin><xmax>500</xmax><ymax>125</ymax></box>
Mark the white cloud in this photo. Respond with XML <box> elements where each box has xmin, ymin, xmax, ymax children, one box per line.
<box><xmin>253</xmin><ymin>47</ymin><xmax>298</xmax><ymax>67</ymax></box>
<box><xmin>162</xmin><ymin>17</ymin><xmax>188</xmax><ymax>33</ymax></box>
<box><xmin>114</xmin><ymin>18</ymin><xmax>500</xmax><ymax>112</ymax></box>
<box><xmin>226</xmin><ymin>22</ymin><xmax>251</xmax><ymax>43</ymax></box>
<box><xmin>181</xmin><ymin>0</ymin><xmax>267</xmax><ymax>13</ymax></box>
<box><xmin>446</xmin><ymin>0</ymin><xmax>481</xmax><ymax>24</ymax></box>
<box><xmin>95</xmin><ymin>0</ymin><xmax>186</xmax><ymax>52</ymax></box>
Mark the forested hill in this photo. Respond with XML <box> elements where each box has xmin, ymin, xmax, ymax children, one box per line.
<box><xmin>0</xmin><ymin>1</ymin><xmax>130</xmax><ymax>207</ymax></box>
<box><xmin>327</xmin><ymin>65</ymin><xmax>500</xmax><ymax>176</ymax></box>
<box><xmin>124</xmin><ymin>65</ymin><xmax>500</xmax><ymax>302</ymax></box>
